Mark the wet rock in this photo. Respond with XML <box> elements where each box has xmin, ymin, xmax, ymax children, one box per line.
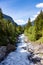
<box><xmin>22</xmin><ymin>47</ymin><xmax>26</xmax><ymax>50</ymax></box>
<box><xmin>28</xmin><ymin>55</ymin><xmax>41</xmax><ymax>64</ymax></box>
<box><xmin>28</xmin><ymin>54</ymin><xmax>34</xmax><ymax>60</ymax></box>
<box><xmin>31</xmin><ymin>57</ymin><xmax>41</xmax><ymax>63</ymax></box>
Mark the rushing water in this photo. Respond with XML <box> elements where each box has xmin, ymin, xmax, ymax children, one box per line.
<box><xmin>0</xmin><ymin>34</ymin><xmax>34</xmax><ymax>65</ymax></box>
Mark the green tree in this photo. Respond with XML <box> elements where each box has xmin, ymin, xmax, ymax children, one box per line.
<box><xmin>26</xmin><ymin>18</ymin><xmax>32</xmax><ymax>29</ymax></box>
<box><xmin>0</xmin><ymin>8</ymin><xmax>3</xmax><ymax>19</ymax></box>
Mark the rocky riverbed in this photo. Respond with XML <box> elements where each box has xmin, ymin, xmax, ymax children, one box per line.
<box><xmin>0</xmin><ymin>44</ymin><xmax>16</xmax><ymax>62</ymax></box>
<box><xmin>0</xmin><ymin>34</ymin><xmax>43</xmax><ymax>65</ymax></box>
<box><xmin>24</xmin><ymin>35</ymin><xmax>43</xmax><ymax>65</ymax></box>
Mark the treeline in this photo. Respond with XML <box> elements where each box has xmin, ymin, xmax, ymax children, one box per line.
<box><xmin>24</xmin><ymin>10</ymin><xmax>43</xmax><ymax>42</ymax></box>
<box><xmin>0</xmin><ymin>9</ymin><xmax>23</xmax><ymax>46</ymax></box>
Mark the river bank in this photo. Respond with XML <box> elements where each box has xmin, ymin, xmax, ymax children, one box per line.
<box><xmin>24</xmin><ymin>35</ymin><xmax>43</xmax><ymax>65</ymax></box>
<box><xmin>0</xmin><ymin>44</ymin><xmax>16</xmax><ymax>62</ymax></box>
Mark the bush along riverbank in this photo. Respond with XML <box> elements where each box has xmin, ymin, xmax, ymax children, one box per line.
<box><xmin>0</xmin><ymin>8</ymin><xmax>23</xmax><ymax>62</ymax></box>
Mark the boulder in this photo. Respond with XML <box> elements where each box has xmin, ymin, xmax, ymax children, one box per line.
<box><xmin>0</xmin><ymin>44</ymin><xmax>16</xmax><ymax>62</ymax></box>
<box><xmin>0</xmin><ymin>46</ymin><xmax>7</xmax><ymax>61</ymax></box>
<box><xmin>41</xmin><ymin>59</ymin><xmax>43</xmax><ymax>64</ymax></box>
<box><xmin>26</xmin><ymin>43</ymin><xmax>34</xmax><ymax>53</ymax></box>
<box><xmin>31</xmin><ymin>57</ymin><xmax>41</xmax><ymax>63</ymax></box>
<box><xmin>7</xmin><ymin>44</ymin><xmax>16</xmax><ymax>53</ymax></box>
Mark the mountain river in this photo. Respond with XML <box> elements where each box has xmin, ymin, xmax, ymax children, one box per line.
<box><xmin>0</xmin><ymin>34</ymin><xmax>34</xmax><ymax>65</ymax></box>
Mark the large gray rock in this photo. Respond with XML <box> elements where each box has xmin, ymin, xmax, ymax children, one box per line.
<box><xmin>26</xmin><ymin>43</ymin><xmax>34</xmax><ymax>53</ymax></box>
<box><xmin>7</xmin><ymin>44</ymin><xmax>16</xmax><ymax>53</ymax></box>
<box><xmin>0</xmin><ymin>46</ymin><xmax>7</xmax><ymax>61</ymax></box>
<box><xmin>0</xmin><ymin>44</ymin><xmax>16</xmax><ymax>62</ymax></box>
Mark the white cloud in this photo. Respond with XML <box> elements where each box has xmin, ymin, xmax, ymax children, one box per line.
<box><xmin>36</xmin><ymin>3</ymin><xmax>43</xmax><ymax>8</ymax></box>
<box><xmin>15</xmin><ymin>19</ymin><xmax>27</xmax><ymax>25</ymax></box>
<box><xmin>31</xmin><ymin>11</ymin><xmax>40</xmax><ymax>21</ymax></box>
<box><xmin>33</xmin><ymin>11</ymin><xmax>40</xmax><ymax>18</ymax></box>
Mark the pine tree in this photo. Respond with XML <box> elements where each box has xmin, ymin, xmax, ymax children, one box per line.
<box><xmin>0</xmin><ymin>8</ymin><xmax>3</xmax><ymax>19</ymax></box>
<box><xmin>26</xmin><ymin>18</ymin><xmax>32</xmax><ymax>30</ymax></box>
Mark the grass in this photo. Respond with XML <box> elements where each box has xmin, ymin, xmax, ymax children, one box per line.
<box><xmin>36</xmin><ymin>37</ymin><xmax>43</xmax><ymax>43</ymax></box>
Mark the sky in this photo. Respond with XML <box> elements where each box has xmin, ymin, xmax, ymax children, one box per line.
<box><xmin>0</xmin><ymin>0</ymin><xmax>43</xmax><ymax>25</ymax></box>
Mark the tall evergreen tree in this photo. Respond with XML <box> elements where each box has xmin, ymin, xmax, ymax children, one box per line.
<box><xmin>0</xmin><ymin>8</ymin><xmax>3</xmax><ymax>19</ymax></box>
<box><xmin>25</xmin><ymin>18</ymin><xmax>32</xmax><ymax>30</ymax></box>
<box><xmin>27</xmin><ymin>18</ymin><xmax>32</xmax><ymax>27</ymax></box>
